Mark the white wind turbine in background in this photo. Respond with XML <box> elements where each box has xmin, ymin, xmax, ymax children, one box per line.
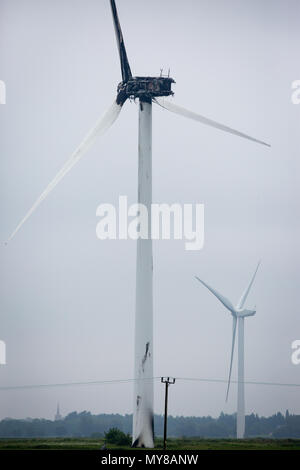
<box><xmin>195</xmin><ymin>261</ymin><xmax>260</xmax><ymax>439</ymax></box>
<box><xmin>7</xmin><ymin>0</ymin><xmax>270</xmax><ymax>448</ymax></box>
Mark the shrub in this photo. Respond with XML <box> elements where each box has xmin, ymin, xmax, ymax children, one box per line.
<box><xmin>104</xmin><ymin>428</ymin><xmax>131</xmax><ymax>446</ymax></box>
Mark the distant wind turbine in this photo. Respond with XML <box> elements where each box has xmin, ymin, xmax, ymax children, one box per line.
<box><xmin>7</xmin><ymin>0</ymin><xmax>269</xmax><ymax>447</ymax></box>
<box><xmin>195</xmin><ymin>261</ymin><xmax>260</xmax><ymax>438</ymax></box>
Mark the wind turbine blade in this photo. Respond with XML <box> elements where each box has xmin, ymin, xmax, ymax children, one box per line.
<box><xmin>226</xmin><ymin>316</ymin><xmax>237</xmax><ymax>401</ymax></box>
<box><xmin>154</xmin><ymin>98</ymin><xmax>270</xmax><ymax>147</ymax></box>
<box><xmin>110</xmin><ymin>0</ymin><xmax>132</xmax><ymax>82</ymax></box>
<box><xmin>237</xmin><ymin>261</ymin><xmax>261</xmax><ymax>309</ymax></box>
<box><xmin>195</xmin><ymin>277</ymin><xmax>236</xmax><ymax>314</ymax></box>
<box><xmin>7</xmin><ymin>100</ymin><xmax>122</xmax><ymax>242</ymax></box>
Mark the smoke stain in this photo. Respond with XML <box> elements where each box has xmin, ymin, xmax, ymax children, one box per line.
<box><xmin>141</xmin><ymin>342</ymin><xmax>150</xmax><ymax>372</ymax></box>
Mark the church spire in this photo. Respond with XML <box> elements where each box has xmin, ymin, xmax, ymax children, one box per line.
<box><xmin>55</xmin><ymin>402</ymin><xmax>62</xmax><ymax>421</ymax></box>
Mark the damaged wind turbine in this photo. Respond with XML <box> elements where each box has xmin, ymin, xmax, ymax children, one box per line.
<box><xmin>8</xmin><ymin>1</ymin><xmax>269</xmax><ymax>448</ymax></box>
<box><xmin>195</xmin><ymin>261</ymin><xmax>260</xmax><ymax>439</ymax></box>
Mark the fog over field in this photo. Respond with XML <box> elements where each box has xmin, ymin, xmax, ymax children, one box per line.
<box><xmin>0</xmin><ymin>0</ymin><xmax>299</xmax><ymax>421</ymax></box>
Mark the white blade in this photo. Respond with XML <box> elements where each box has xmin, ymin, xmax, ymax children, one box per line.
<box><xmin>226</xmin><ymin>316</ymin><xmax>237</xmax><ymax>401</ymax></box>
<box><xmin>237</xmin><ymin>261</ymin><xmax>261</xmax><ymax>309</ymax></box>
<box><xmin>154</xmin><ymin>98</ymin><xmax>270</xmax><ymax>147</ymax></box>
<box><xmin>7</xmin><ymin>100</ymin><xmax>122</xmax><ymax>242</ymax></box>
<box><xmin>195</xmin><ymin>276</ymin><xmax>236</xmax><ymax>314</ymax></box>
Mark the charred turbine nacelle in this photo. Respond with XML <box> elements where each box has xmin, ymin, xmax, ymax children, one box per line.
<box><xmin>116</xmin><ymin>76</ymin><xmax>175</xmax><ymax>105</ymax></box>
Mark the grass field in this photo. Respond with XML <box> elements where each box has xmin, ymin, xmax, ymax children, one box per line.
<box><xmin>0</xmin><ymin>437</ymin><xmax>300</xmax><ymax>450</ymax></box>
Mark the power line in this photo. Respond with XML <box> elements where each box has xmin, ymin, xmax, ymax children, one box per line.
<box><xmin>0</xmin><ymin>377</ymin><xmax>161</xmax><ymax>392</ymax></box>
<box><xmin>176</xmin><ymin>377</ymin><xmax>300</xmax><ymax>388</ymax></box>
<box><xmin>0</xmin><ymin>376</ymin><xmax>299</xmax><ymax>392</ymax></box>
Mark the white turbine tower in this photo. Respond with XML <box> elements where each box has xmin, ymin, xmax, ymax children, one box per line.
<box><xmin>195</xmin><ymin>261</ymin><xmax>260</xmax><ymax>439</ymax></box>
<box><xmin>7</xmin><ymin>1</ymin><xmax>269</xmax><ymax>447</ymax></box>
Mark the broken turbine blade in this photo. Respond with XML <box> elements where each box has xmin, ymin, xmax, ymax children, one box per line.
<box><xmin>154</xmin><ymin>98</ymin><xmax>270</xmax><ymax>147</ymax></box>
<box><xmin>110</xmin><ymin>0</ymin><xmax>132</xmax><ymax>83</ymax></box>
<box><xmin>7</xmin><ymin>99</ymin><xmax>123</xmax><ymax>242</ymax></box>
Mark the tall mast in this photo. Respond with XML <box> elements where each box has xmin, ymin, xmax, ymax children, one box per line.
<box><xmin>132</xmin><ymin>99</ymin><xmax>154</xmax><ymax>448</ymax></box>
<box><xmin>237</xmin><ymin>317</ymin><xmax>245</xmax><ymax>438</ymax></box>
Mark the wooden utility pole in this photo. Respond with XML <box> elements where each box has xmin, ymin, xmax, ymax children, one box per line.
<box><xmin>161</xmin><ymin>377</ymin><xmax>175</xmax><ymax>450</ymax></box>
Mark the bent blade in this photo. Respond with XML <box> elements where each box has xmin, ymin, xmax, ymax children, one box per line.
<box><xmin>226</xmin><ymin>316</ymin><xmax>237</xmax><ymax>401</ymax></box>
<box><xmin>110</xmin><ymin>0</ymin><xmax>132</xmax><ymax>82</ymax></box>
<box><xmin>7</xmin><ymin>99</ymin><xmax>122</xmax><ymax>242</ymax></box>
<box><xmin>154</xmin><ymin>98</ymin><xmax>270</xmax><ymax>147</ymax></box>
<box><xmin>195</xmin><ymin>276</ymin><xmax>236</xmax><ymax>314</ymax></box>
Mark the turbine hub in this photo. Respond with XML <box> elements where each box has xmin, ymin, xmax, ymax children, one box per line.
<box><xmin>117</xmin><ymin>76</ymin><xmax>175</xmax><ymax>104</ymax></box>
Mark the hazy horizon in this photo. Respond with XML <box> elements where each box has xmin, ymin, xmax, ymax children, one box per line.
<box><xmin>0</xmin><ymin>0</ymin><xmax>299</xmax><ymax>422</ymax></box>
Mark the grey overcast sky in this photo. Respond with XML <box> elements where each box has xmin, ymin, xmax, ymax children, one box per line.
<box><xmin>0</xmin><ymin>0</ymin><xmax>299</xmax><ymax>420</ymax></box>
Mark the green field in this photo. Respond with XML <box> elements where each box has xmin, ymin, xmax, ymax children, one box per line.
<box><xmin>0</xmin><ymin>437</ymin><xmax>300</xmax><ymax>450</ymax></box>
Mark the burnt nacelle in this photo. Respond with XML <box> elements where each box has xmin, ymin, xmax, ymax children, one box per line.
<box><xmin>117</xmin><ymin>76</ymin><xmax>175</xmax><ymax>104</ymax></box>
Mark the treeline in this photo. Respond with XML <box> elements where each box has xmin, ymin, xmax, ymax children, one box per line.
<box><xmin>0</xmin><ymin>411</ymin><xmax>299</xmax><ymax>438</ymax></box>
